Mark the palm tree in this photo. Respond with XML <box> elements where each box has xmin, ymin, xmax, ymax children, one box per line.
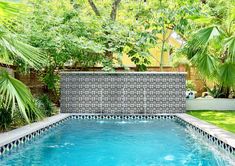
<box><xmin>0</xmin><ymin>1</ymin><xmax>47</xmax><ymax>122</ymax></box>
<box><xmin>182</xmin><ymin>2</ymin><xmax>235</xmax><ymax>97</ymax></box>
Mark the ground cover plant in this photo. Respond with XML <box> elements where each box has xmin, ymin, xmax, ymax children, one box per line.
<box><xmin>188</xmin><ymin>110</ymin><xmax>235</xmax><ymax>133</ymax></box>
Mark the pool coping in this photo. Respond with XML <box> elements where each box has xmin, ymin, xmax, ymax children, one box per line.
<box><xmin>0</xmin><ymin>113</ymin><xmax>235</xmax><ymax>156</ymax></box>
<box><xmin>176</xmin><ymin>114</ymin><xmax>235</xmax><ymax>148</ymax></box>
<box><xmin>60</xmin><ymin>71</ymin><xmax>187</xmax><ymax>74</ymax></box>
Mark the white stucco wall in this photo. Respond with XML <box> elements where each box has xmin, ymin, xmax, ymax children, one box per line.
<box><xmin>186</xmin><ymin>99</ymin><xmax>235</xmax><ymax>110</ymax></box>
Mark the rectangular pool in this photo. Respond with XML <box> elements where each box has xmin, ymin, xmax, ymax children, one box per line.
<box><xmin>0</xmin><ymin>118</ymin><xmax>234</xmax><ymax>166</ymax></box>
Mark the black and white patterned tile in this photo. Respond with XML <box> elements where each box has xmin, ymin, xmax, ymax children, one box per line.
<box><xmin>60</xmin><ymin>72</ymin><xmax>186</xmax><ymax>114</ymax></box>
<box><xmin>70</xmin><ymin>114</ymin><xmax>176</xmax><ymax>120</ymax></box>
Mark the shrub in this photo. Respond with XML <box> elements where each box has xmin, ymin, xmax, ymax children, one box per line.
<box><xmin>36</xmin><ymin>95</ymin><xmax>54</xmax><ymax>117</ymax></box>
<box><xmin>0</xmin><ymin>107</ymin><xmax>12</xmax><ymax>130</ymax></box>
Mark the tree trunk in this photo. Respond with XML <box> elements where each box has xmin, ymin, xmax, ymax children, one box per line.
<box><xmin>110</xmin><ymin>0</ymin><xmax>121</xmax><ymax>21</ymax></box>
<box><xmin>87</xmin><ymin>0</ymin><xmax>122</xmax><ymax>62</ymax></box>
<box><xmin>160</xmin><ymin>39</ymin><xmax>165</xmax><ymax>71</ymax></box>
<box><xmin>159</xmin><ymin>0</ymin><xmax>165</xmax><ymax>71</ymax></box>
<box><xmin>88</xmin><ymin>0</ymin><xmax>101</xmax><ymax>16</ymax></box>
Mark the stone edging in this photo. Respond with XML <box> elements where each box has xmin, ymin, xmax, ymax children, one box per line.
<box><xmin>176</xmin><ymin>114</ymin><xmax>235</xmax><ymax>155</ymax></box>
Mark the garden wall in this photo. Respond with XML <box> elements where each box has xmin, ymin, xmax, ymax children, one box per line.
<box><xmin>186</xmin><ymin>99</ymin><xmax>235</xmax><ymax>110</ymax></box>
<box><xmin>60</xmin><ymin>72</ymin><xmax>186</xmax><ymax>114</ymax></box>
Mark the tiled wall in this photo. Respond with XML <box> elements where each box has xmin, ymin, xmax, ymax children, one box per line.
<box><xmin>60</xmin><ymin>72</ymin><xmax>186</xmax><ymax>114</ymax></box>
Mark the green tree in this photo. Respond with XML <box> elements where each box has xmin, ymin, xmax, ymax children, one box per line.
<box><xmin>118</xmin><ymin>0</ymin><xmax>201</xmax><ymax>70</ymax></box>
<box><xmin>20</xmin><ymin>0</ymin><xmax>201</xmax><ymax>74</ymax></box>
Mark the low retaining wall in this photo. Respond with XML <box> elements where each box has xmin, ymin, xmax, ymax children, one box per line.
<box><xmin>60</xmin><ymin>72</ymin><xmax>186</xmax><ymax>114</ymax></box>
<box><xmin>186</xmin><ymin>99</ymin><xmax>235</xmax><ymax>110</ymax></box>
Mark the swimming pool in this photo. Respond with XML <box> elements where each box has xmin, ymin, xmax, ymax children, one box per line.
<box><xmin>0</xmin><ymin>117</ymin><xmax>234</xmax><ymax>166</ymax></box>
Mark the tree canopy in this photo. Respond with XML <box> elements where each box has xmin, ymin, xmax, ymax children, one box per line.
<box><xmin>1</xmin><ymin>0</ymin><xmax>235</xmax><ymax>98</ymax></box>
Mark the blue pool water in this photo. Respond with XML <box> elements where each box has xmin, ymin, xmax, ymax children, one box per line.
<box><xmin>0</xmin><ymin>119</ymin><xmax>234</xmax><ymax>166</ymax></box>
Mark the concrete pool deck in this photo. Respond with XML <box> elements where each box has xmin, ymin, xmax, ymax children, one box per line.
<box><xmin>0</xmin><ymin>113</ymin><xmax>235</xmax><ymax>156</ymax></box>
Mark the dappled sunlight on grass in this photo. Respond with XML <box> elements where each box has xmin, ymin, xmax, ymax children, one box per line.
<box><xmin>187</xmin><ymin>111</ymin><xmax>235</xmax><ymax>133</ymax></box>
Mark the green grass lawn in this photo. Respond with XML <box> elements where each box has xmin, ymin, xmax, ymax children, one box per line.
<box><xmin>187</xmin><ymin>110</ymin><xmax>235</xmax><ymax>134</ymax></box>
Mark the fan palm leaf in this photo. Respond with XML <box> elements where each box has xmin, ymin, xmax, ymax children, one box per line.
<box><xmin>184</xmin><ymin>26</ymin><xmax>221</xmax><ymax>63</ymax></box>
<box><xmin>0</xmin><ymin>1</ymin><xmax>19</xmax><ymax>21</ymax></box>
<box><xmin>188</xmin><ymin>26</ymin><xmax>220</xmax><ymax>50</ymax></box>
<box><xmin>0</xmin><ymin>1</ymin><xmax>25</xmax><ymax>29</ymax></box>
<box><xmin>224</xmin><ymin>36</ymin><xmax>235</xmax><ymax>61</ymax></box>
<box><xmin>0</xmin><ymin>70</ymin><xmax>42</xmax><ymax>123</ymax></box>
<box><xmin>0</xmin><ymin>1</ymin><xmax>46</xmax><ymax>123</ymax></box>
<box><xmin>0</xmin><ymin>27</ymin><xmax>47</xmax><ymax>69</ymax></box>
<box><xmin>0</xmin><ymin>1</ymin><xmax>46</xmax><ymax>69</ymax></box>
<box><xmin>218</xmin><ymin>62</ymin><xmax>235</xmax><ymax>87</ymax></box>
<box><xmin>184</xmin><ymin>26</ymin><xmax>223</xmax><ymax>79</ymax></box>
<box><xmin>191</xmin><ymin>52</ymin><xmax>218</xmax><ymax>79</ymax></box>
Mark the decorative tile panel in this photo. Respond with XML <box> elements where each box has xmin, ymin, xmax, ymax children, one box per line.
<box><xmin>60</xmin><ymin>72</ymin><xmax>186</xmax><ymax>114</ymax></box>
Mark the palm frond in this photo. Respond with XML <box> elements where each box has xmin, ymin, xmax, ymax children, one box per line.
<box><xmin>218</xmin><ymin>62</ymin><xmax>235</xmax><ymax>87</ymax></box>
<box><xmin>187</xmin><ymin>15</ymin><xmax>215</xmax><ymax>25</ymax></box>
<box><xmin>0</xmin><ymin>70</ymin><xmax>42</xmax><ymax>123</ymax></box>
<box><xmin>190</xmin><ymin>26</ymin><xmax>220</xmax><ymax>49</ymax></box>
<box><xmin>191</xmin><ymin>52</ymin><xmax>218</xmax><ymax>79</ymax></box>
<box><xmin>0</xmin><ymin>27</ymin><xmax>47</xmax><ymax>69</ymax></box>
<box><xmin>224</xmin><ymin>36</ymin><xmax>235</xmax><ymax>61</ymax></box>
<box><xmin>0</xmin><ymin>1</ymin><xmax>21</xmax><ymax>24</ymax></box>
<box><xmin>181</xmin><ymin>43</ymin><xmax>201</xmax><ymax>60</ymax></box>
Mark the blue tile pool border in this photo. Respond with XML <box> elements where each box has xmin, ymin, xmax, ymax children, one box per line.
<box><xmin>0</xmin><ymin>114</ymin><xmax>234</xmax><ymax>157</ymax></box>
